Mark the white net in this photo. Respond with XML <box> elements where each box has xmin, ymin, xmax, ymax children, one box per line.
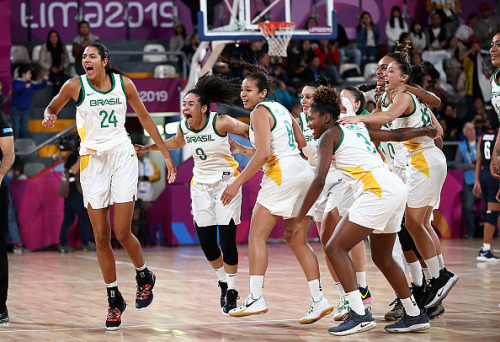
<box><xmin>258</xmin><ymin>22</ymin><xmax>295</xmax><ymax>57</ymax></box>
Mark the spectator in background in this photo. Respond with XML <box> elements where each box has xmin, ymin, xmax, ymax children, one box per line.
<box><xmin>366</xmin><ymin>100</ymin><xmax>376</xmax><ymax>113</ymax></box>
<box><xmin>72</xmin><ymin>21</ymin><xmax>99</xmax><ymax>75</ymax></box>
<box><xmin>237</xmin><ymin>41</ymin><xmax>266</xmax><ymax>64</ymax></box>
<box><xmin>443</xmin><ymin>37</ymin><xmax>467</xmax><ymax>92</ymax></box>
<box><xmin>169</xmin><ymin>20</ymin><xmax>189</xmax><ymax>61</ymax></box>
<box><xmin>313</xmin><ymin>39</ymin><xmax>340</xmax><ymax>82</ymax></box>
<box><xmin>426</xmin><ymin>0</ymin><xmax>460</xmax><ymax>34</ymax></box>
<box><xmin>39</xmin><ymin>30</ymin><xmax>70</xmax><ymax>97</ymax></box>
<box><xmin>301</xmin><ymin>55</ymin><xmax>327</xmax><ymax>84</ymax></box>
<box><xmin>335</xmin><ymin>23</ymin><xmax>362</xmax><ymax>69</ymax></box>
<box><xmin>425</xmin><ymin>12</ymin><xmax>449</xmax><ymax>51</ymax></box>
<box><xmin>268</xmin><ymin>78</ymin><xmax>295</xmax><ymax>109</ymax></box>
<box><xmin>455</xmin><ymin>13</ymin><xmax>478</xmax><ymax>47</ymax></box>
<box><xmin>181</xmin><ymin>32</ymin><xmax>200</xmax><ymax>63</ymax></box>
<box><xmin>442</xmin><ymin>102</ymin><xmax>460</xmax><ymax>140</ymax></box>
<box><xmin>474</xmin><ymin>3</ymin><xmax>500</xmax><ymax>49</ymax></box>
<box><xmin>462</xmin><ymin>42</ymin><xmax>483</xmax><ymax>120</ymax></box>
<box><xmin>58</xmin><ymin>149</ymin><xmax>94</xmax><ymax>253</ymax></box>
<box><xmin>385</xmin><ymin>6</ymin><xmax>408</xmax><ymax>51</ymax></box>
<box><xmin>288</xmin><ymin>39</ymin><xmax>315</xmax><ymax>85</ymax></box>
<box><xmin>421</xmin><ymin>61</ymin><xmax>449</xmax><ymax>115</ymax></box>
<box><xmin>133</xmin><ymin>150</ymin><xmax>160</xmax><ymax>239</ymax></box>
<box><xmin>11</xmin><ymin>66</ymin><xmax>48</xmax><ymax>139</ymax></box>
<box><xmin>455</xmin><ymin>122</ymin><xmax>478</xmax><ymax>239</ymax></box>
<box><xmin>356</xmin><ymin>11</ymin><xmax>379</xmax><ymax>69</ymax></box>
<box><xmin>410</xmin><ymin>22</ymin><xmax>427</xmax><ymax>53</ymax></box>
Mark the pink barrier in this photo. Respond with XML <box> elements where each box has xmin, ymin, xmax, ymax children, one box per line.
<box><xmin>10</xmin><ymin>159</ymin><xmax>464</xmax><ymax>250</ymax></box>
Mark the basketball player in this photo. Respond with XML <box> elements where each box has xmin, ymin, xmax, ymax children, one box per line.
<box><xmin>221</xmin><ymin>59</ymin><xmax>333</xmax><ymax>324</ymax></box>
<box><xmin>136</xmin><ymin>73</ymin><xmax>250</xmax><ymax>314</ymax></box>
<box><xmin>42</xmin><ymin>42</ymin><xmax>177</xmax><ymax>330</ymax></box>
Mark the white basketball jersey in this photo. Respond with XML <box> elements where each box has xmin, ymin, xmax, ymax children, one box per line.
<box><xmin>379</xmin><ymin>122</ymin><xmax>396</xmax><ymax>171</ymax></box>
<box><xmin>250</xmin><ymin>101</ymin><xmax>300</xmax><ymax>171</ymax></box>
<box><xmin>180</xmin><ymin>112</ymin><xmax>239</xmax><ymax>183</ymax></box>
<box><xmin>298</xmin><ymin>111</ymin><xmax>318</xmax><ymax>167</ymax></box>
<box><xmin>340</xmin><ymin>97</ymin><xmax>356</xmax><ymax>118</ymax></box>
<box><xmin>391</xmin><ymin>92</ymin><xmax>435</xmax><ymax>158</ymax></box>
<box><xmin>491</xmin><ymin>69</ymin><xmax>500</xmax><ymax>118</ymax></box>
<box><xmin>76</xmin><ymin>73</ymin><xmax>130</xmax><ymax>153</ymax></box>
<box><xmin>334</xmin><ymin>123</ymin><xmax>386</xmax><ymax>196</ymax></box>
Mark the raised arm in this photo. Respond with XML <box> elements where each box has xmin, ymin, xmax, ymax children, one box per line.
<box><xmin>215</xmin><ymin>114</ymin><xmax>250</xmax><ymax>138</ymax></box>
<box><xmin>228</xmin><ymin>137</ymin><xmax>256</xmax><ymax>157</ymax></box>
<box><xmin>136</xmin><ymin>125</ymin><xmax>186</xmax><ymax>152</ymax></box>
<box><xmin>123</xmin><ymin>76</ymin><xmax>177</xmax><ymax>183</ymax></box>
<box><xmin>338</xmin><ymin>93</ymin><xmax>413</xmax><ymax>126</ymax></box>
<box><xmin>405</xmin><ymin>84</ymin><xmax>441</xmax><ymax>108</ymax></box>
<box><xmin>291</xmin><ymin>115</ymin><xmax>306</xmax><ymax>149</ymax></box>
<box><xmin>42</xmin><ymin>77</ymin><xmax>80</xmax><ymax>128</ymax></box>
<box><xmin>368</xmin><ymin>125</ymin><xmax>437</xmax><ymax>142</ymax></box>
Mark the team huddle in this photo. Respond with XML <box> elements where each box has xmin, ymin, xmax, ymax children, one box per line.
<box><xmin>45</xmin><ymin>36</ymin><xmax>500</xmax><ymax>335</ymax></box>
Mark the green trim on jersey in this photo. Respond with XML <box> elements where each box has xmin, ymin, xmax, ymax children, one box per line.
<box><xmin>257</xmin><ymin>103</ymin><xmax>277</xmax><ymax>131</ymax></box>
<box><xmin>212</xmin><ymin>113</ymin><xmax>227</xmax><ymax>137</ymax></box>
<box><xmin>185</xmin><ymin>113</ymin><xmax>210</xmax><ymax>133</ymax></box>
<box><xmin>86</xmin><ymin>73</ymin><xmax>116</xmax><ymax>94</ymax></box>
<box><xmin>358</xmin><ymin>109</ymin><xmax>370</xmax><ymax>115</ymax></box>
<box><xmin>333</xmin><ymin>124</ymin><xmax>344</xmax><ymax>153</ymax></box>
<box><xmin>120</xmin><ymin>74</ymin><xmax>127</xmax><ymax>99</ymax></box>
<box><xmin>381</xmin><ymin>93</ymin><xmax>391</xmax><ymax>108</ymax></box>
<box><xmin>298</xmin><ymin>112</ymin><xmax>304</xmax><ymax>131</ymax></box>
<box><xmin>493</xmin><ymin>69</ymin><xmax>500</xmax><ymax>87</ymax></box>
<box><xmin>179</xmin><ymin>121</ymin><xmax>185</xmax><ymax>137</ymax></box>
<box><xmin>76</xmin><ymin>76</ymin><xmax>85</xmax><ymax>107</ymax></box>
<box><xmin>398</xmin><ymin>91</ymin><xmax>417</xmax><ymax>118</ymax></box>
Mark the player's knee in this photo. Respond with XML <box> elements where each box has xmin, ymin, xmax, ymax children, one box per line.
<box><xmin>486</xmin><ymin>210</ymin><xmax>499</xmax><ymax>226</ymax></box>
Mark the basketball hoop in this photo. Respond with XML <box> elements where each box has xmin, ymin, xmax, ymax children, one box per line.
<box><xmin>258</xmin><ymin>22</ymin><xmax>295</xmax><ymax>57</ymax></box>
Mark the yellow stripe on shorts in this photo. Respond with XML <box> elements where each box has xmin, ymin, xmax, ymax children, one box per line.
<box><xmin>410</xmin><ymin>152</ymin><xmax>430</xmax><ymax>178</ymax></box>
<box><xmin>340</xmin><ymin>166</ymin><xmax>382</xmax><ymax>198</ymax></box>
<box><xmin>80</xmin><ymin>155</ymin><xmax>90</xmax><ymax>173</ymax></box>
<box><xmin>264</xmin><ymin>155</ymin><xmax>282</xmax><ymax>187</ymax></box>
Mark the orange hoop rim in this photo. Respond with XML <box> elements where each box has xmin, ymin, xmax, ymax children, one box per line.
<box><xmin>258</xmin><ymin>21</ymin><xmax>295</xmax><ymax>30</ymax></box>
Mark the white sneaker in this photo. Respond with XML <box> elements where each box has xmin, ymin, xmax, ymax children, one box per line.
<box><xmin>228</xmin><ymin>294</ymin><xmax>268</xmax><ymax>317</ymax></box>
<box><xmin>333</xmin><ymin>294</ymin><xmax>350</xmax><ymax>321</ymax></box>
<box><xmin>299</xmin><ymin>296</ymin><xmax>334</xmax><ymax>324</ymax></box>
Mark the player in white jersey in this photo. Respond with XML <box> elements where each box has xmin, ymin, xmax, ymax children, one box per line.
<box><xmin>488</xmin><ymin>33</ymin><xmax>500</xmax><ymax>177</ymax></box>
<box><xmin>42</xmin><ymin>42</ymin><xmax>176</xmax><ymax>330</ymax></box>
<box><xmin>285</xmin><ymin>85</ymin><xmax>430</xmax><ymax>335</ymax></box>
<box><xmin>300</xmin><ymin>81</ymin><xmax>374</xmax><ymax>321</ymax></box>
<box><xmin>137</xmin><ymin>74</ymin><xmax>249</xmax><ymax>315</ymax></box>
<box><xmin>221</xmin><ymin>59</ymin><xmax>333</xmax><ymax>323</ymax></box>
<box><xmin>339</xmin><ymin>52</ymin><xmax>458</xmax><ymax>311</ymax></box>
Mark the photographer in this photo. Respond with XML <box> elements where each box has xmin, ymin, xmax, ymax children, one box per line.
<box><xmin>72</xmin><ymin>21</ymin><xmax>99</xmax><ymax>75</ymax></box>
<box><xmin>58</xmin><ymin>145</ymin><xmax>94</xmax><ymax>252</ymax></box>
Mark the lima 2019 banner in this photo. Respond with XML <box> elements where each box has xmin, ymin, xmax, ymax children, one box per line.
<box><xmin>11</xmin><ymin>0</ymin><xmax>497</xmax><ymax>42</ymax></box>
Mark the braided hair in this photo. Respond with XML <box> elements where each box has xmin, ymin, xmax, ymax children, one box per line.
<box><xmin>187</xmin><ymin>73</ymin><xmax>241</xmax><ymax>111</ymax></box>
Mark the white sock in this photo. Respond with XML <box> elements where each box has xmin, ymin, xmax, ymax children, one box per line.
<box><xmin>483</xmin><ymin>243</ymin><xmax>491</xmax><ymax>251</ymax></box>
<box><xmin>422</xmin><ymin>268</ymin><xmax>431</xmax><ymax>283</ymax></box>
<box><xmin>437</xmin><ymin>254</ymin><xmax>445</xmax><ymax>270</ymax></box>
<box><xmin>135</xmin><ymin>263</ymin><xmax>147</xmax><ymax>272</ymax></box>
<box><xmin>105</xmin><ymin>281</ymin><xmax>118</xmax><ymax>288</ymax></box>
<box><xmin>227</xmin><ymin>273</ymin><xmax>238</xmax><ymax>290</ymax></box>
<box><xmin>344</xmin><ymin>290</ymin><xmax>364</xmax><ymax>316</ymax></box>
<box><xmin>335</xmin><ymin>282</ymin><xmax>345</xmax><ymax>295</ymax></box>
<box><xmin>214</xmin><ymin>266</ymin><xmax>226</xmax><ymax>282</ymax></box>
<box><xmin>308</xmin><ymin>279</ymin><xmax>323</xmax><ymax>302</ymax></box>
<box><xmin>424</xmin><ymin>256</ymin><xmax>440</xmax><ymax>279</ymax></box>
<box><xmin>401</xmin><ymin>295</ymin><xmax>420</xmax><ymax>316</ymax></box>
<box><xmin>250</xmin><ymin>275</ymin><xmax>264</xmax><ymax>298</ymax></box>
<box><xmin>356</xmin><ymin>272</ymin><xmax>367</xmax><ymax>288</ymax></box>
<box><xmin>408</xmin><ymin>261</ymin><xmax>423</xmax><ymax>287</ymax></box>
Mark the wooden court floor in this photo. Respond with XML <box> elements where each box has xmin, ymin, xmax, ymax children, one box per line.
<box><xmin>0</xmin><ymin>239</ymin><xmax>499</xmax><ymax>341</ymax></box>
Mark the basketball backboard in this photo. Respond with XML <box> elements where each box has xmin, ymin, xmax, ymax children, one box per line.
<box><xmin>197</xmin><ymin>0</ymin><xmax>337</xmax><ymax>41</ymax></box>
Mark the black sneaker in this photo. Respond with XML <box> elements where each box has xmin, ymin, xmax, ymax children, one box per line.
<box><xmin>384</xmin><ymin>309</ymin><xmax>430</xmax><ymax>333</ymax></box>
<box><xmin>384</xmin><ymin>297</ymin><xmax>404</xmax><ymax>321</ymax></box>
<box><xmin>477</xmin><ymin>249</ymin><xmax>500</xmax><ymax>262</ymax></box>
<box><xmin>136</xmin><ymin>270</ymin><xmax>156</xmax><ymax>310</ymax></box>
<box><xmin>411</xmin><ymin>283</ymin><xmax>427</xmax><ymax>309</ymax></box>
<box><xmin>106</xmin><ymin>300</ymin><xmax>126</xmax><ymax>330</ymax></box>
<box><xmin>328</xmin><ymin>308</ymin><xmax>377</xmax><ymax>336</ymax></box>
<box><xmin>0</xmin><ymin>307</ymin><xmax>8</xmax><ymax>323</ymax></box>
<box><xmin>218</xmin><ymin>281</ymin><xmax>228</xmax><ymax>308</ymax></box>
<box><xmin>359</xmin><ymin>286</ymin><xmax>374</xmax><ymax>304</ymax></box>
<box><xmin>426</xmin><ymin>302</ymin><xmax>445</xmax><ymax>319</ymax></box>
<box><xmin>424</xmin><ymin>270</ymin><xmax>458</xmax><ymax>308</ymax></box>
<box><xmin>222</xmin><ymin>289</ymin><xmax>239</xmax><ymax>315</ymax></box>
